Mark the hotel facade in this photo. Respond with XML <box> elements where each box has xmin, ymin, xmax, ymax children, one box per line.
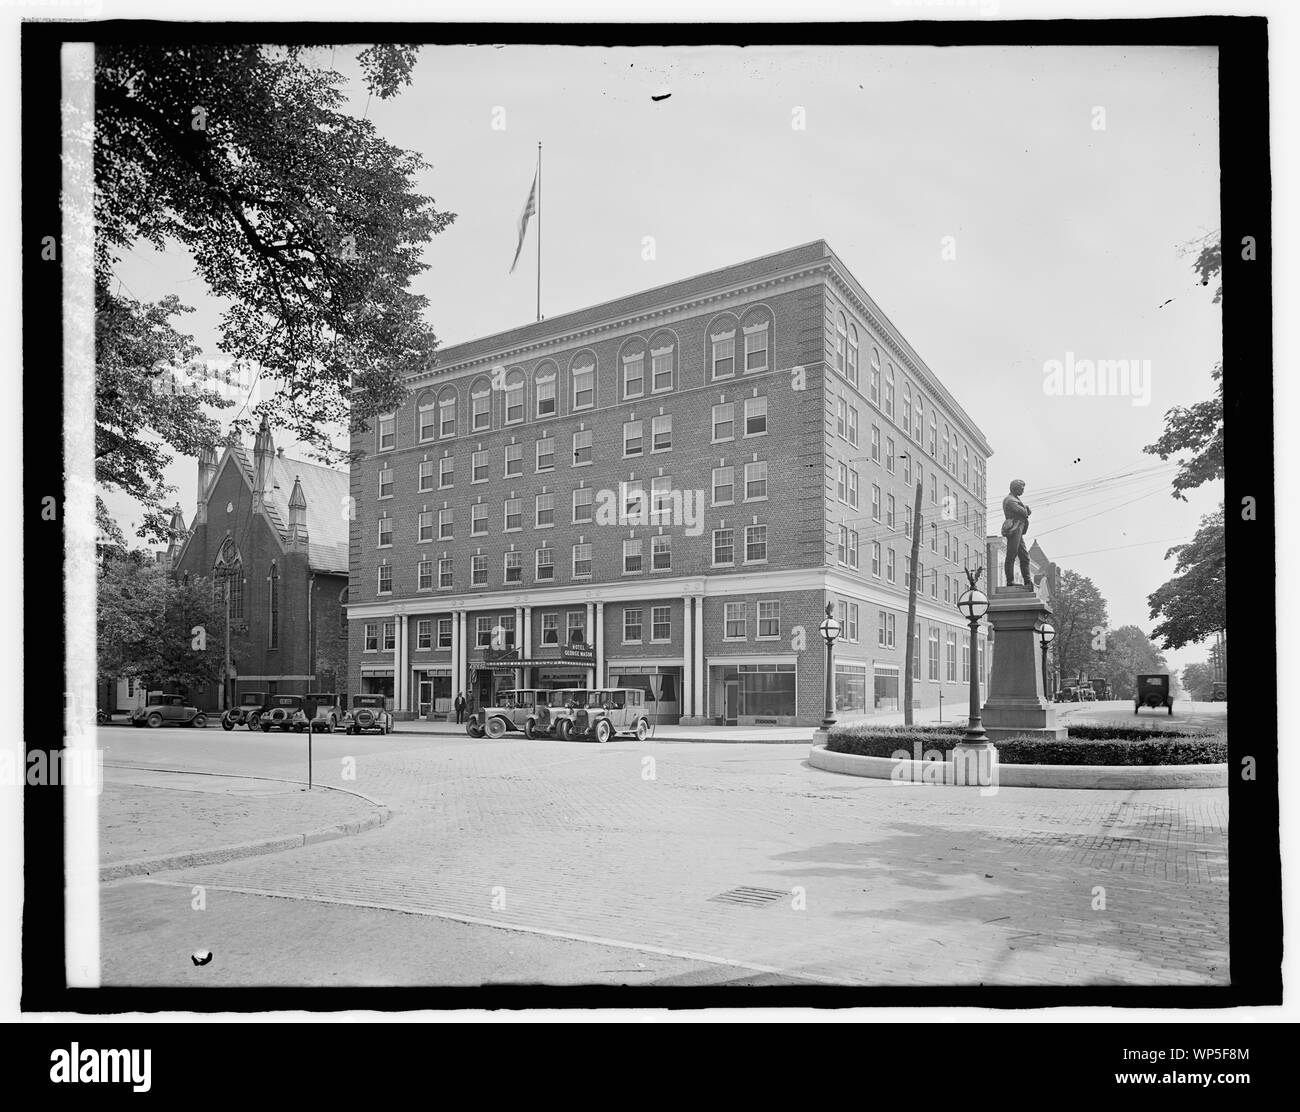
<box><xmin>346</xmin><ymin>241</ymin><xmax>993</xmax><ymax>726</ymax></box>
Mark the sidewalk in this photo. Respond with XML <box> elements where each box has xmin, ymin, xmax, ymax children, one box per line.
<box><xmin>394</xmin><ymin>704</ymin><xmax>972</xmax><ymax>743</ymax></box>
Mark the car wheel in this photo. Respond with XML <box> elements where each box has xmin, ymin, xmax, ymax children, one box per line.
<box><xmin>192</xmin><ymin>714</ymin><xmax>207</xmax><ymax>729</ymax></box>
<box><xmin>635</xmin><ymin>718</ymin><xmax>649</xmax><ymax>741</ymax></box>
<box><xmin>467</xmin><ymin>719</ymin><xmax>484</xmax><ymax>739</ymax></box>
<box><xmin>147</xmin><ymin>713</ymin><xmax>163</xmax><ymax>728</ymax></box>
<box><xmin>221</xmin><ymin>714</ymin><xmax>235</xmax><ymax>731</ymax></box>
<box><xmin>557</xmin><ymin>719</ymin><xmax>571</xmax><ymax>741</ymax></box>
<box><xmin>486</xmin><ymin>716</ymin><xmax>507</xmax><ymax>739</ymax></box>
<box><xmin>595</xmin><ymin>719</ymin><xmax>613</xmax><ymax>744</ymax></box>
<box><xmin>524</xmin><ymin>719</ymin><xmax>536</xmax><ymax>739</ymax></box>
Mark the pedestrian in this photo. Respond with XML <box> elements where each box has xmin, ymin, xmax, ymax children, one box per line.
<box><xmin>454</xmin><ymin>691</ymin><xmax>466</xmax><ymax>724</ymax></box>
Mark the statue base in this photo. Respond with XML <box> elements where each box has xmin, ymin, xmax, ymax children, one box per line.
<box><xmin>982</xmin><ymin>587</ymin><xmax>1067</xmax><ymax>741</ymax></box>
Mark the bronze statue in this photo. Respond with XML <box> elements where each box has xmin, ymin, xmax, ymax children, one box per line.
<box><xmin>1000</xmin><ymin>479</ymin><xmax>1032</xmax><ymax>587</ymax></box>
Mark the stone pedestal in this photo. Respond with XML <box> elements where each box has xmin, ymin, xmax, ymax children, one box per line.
<box><xmin>982</xmin><ymin>586</ymin><xmax>1067</xmax><ymax>741</ymax></box>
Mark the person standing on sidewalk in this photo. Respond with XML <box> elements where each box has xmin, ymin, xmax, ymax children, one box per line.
<box><xmin>454</xmin><ymin>691</ymin><xmax>466</xmax><ymax>724</ymax></box>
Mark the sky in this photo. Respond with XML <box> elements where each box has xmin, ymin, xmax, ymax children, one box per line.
<box><xmin>104</xmin><ymin>42</ymin><xmax>1224</xmax><ymax>676</ymax></box>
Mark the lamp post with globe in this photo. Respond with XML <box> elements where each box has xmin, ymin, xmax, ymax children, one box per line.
<box><xmin>819</xmin><ymin>603</ymin><xmax>841</xmax><ymax>731</ymax></box>
<box><xmin>955</xmin><ymin>568</ymin><xmax>990</xmax><ymax>745</ymax></box>
<box><xmin>1036</xmin><ymin>620</ymin><xmax>1056</xmax><ymax>703</ymax></box>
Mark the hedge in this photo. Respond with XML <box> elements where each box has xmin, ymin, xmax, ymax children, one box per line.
<box><xmin>824</xmin><ymin>723</ymin><xmax>1227</xmax><ymax>766</ymax></box>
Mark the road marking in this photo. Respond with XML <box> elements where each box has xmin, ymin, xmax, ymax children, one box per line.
<box><xmin>134</xmin><ymin>878</ymin><xmax>863</xmax><ymax>986</ymax></box>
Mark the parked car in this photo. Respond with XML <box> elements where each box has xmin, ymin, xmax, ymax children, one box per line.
<box><xmin>261</xmin><ymin>694</ymin><xmax>307</xmax><ymax>732</ymax></box>
<box><xmin>565</xmin><ymin>688</ymin><xmax>651</xmax><ymax>743</ymax></box>
<box><xmin>96</xmin><ymin>708</ymin><xmax>110</xmax><ymax>724</ymax></box>
<box><xmin>538</xmin><ymin>687</ymin><xmax>591</xmax><ymax>740</ymax></box>
<box><xmin>1210</xmin><ymin>681</ymin><xmax>1227</xmax><ymax>702</ymax></box>
<box><xmin>222</xmin><ymin>691</ymin><xmax>270</xmax><ymax>731</ymax></box>
<box><xmin>131</xmin><ymin>695</ymin><xmax>207</xmax><ymax>729</ymax></box>
<box><xmin>1135</xmin><ymin>673</ymin><xmax>1174</xmax><ymax>715</ymax></box>
<box><xmin>302</xmin><ymin>693</ymin><xmax>345</xmax><ymax>732</ymax></box>
<box><xmin>468</xmin><ymin>689</ymin><xmax>555</xmax><ymax>739</ymax></box>
<box><xmin>343</xmin><ymin>694</ymin><xmax>393</xmax><ymax>735</ymax></box>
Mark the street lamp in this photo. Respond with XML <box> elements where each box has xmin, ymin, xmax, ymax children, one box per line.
<box><xmin>1036</xmin><ymin>620</ymin><xmax>1056</xmax><ymax>703</ymax></box>
<box><xmin>819</xmin><ymin>603</ymin><xmax>841</xmax><ymax>731</ymax></box>
<box><xmin>955</xmin><ymin>568</ymin><xmax>990</xmax><ymax>745</ymax></box>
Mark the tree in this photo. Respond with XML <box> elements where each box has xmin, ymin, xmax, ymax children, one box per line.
<box><xmin>1181</xmin><ymin>661</ymin><xmax>1217</xmax><ymax>702</ymax></box>
<box><xmin>1095</xmin><ymin>625</ymin><xmax>1168</xmax><ymax>700</ymax></box>
<box><xmin>93</xmin><ymin>44</ymin><xmax>454</xmax><ymax>539</ymax></box>
<box><xmin>1147</xmin><ymin>504</ymin><xmax>1226</xmax><ymax>650</ymax></box>
<box><xmin>1051</xmin><ymin>569</ymin><xmax>1110</xmax><ymax>684</ymax></box>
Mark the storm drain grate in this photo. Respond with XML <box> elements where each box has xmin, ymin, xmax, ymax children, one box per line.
<box><xmin>709</xmin><ymin>886</ymin><xmax>787</xmax><ymax>906</ymax></box>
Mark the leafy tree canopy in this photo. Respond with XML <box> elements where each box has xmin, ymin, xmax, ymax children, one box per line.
<box><xmin>1147</xmin><ymin>504</ymin><xmax>1226</xmax><ymax>650</ymax></box>
<box><xmin>1051</xmin><ymin>569</ymin><xmax>1110</xmax><ymax>684</ymax></box>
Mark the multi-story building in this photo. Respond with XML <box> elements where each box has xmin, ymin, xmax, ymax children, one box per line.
<box><xmin>173</xmin><ymin>418</ymin><xmax>350</xmax><ymax>710</ymax></box>
<box><xmin>346</xmin><ymin>241</ymin><xmax>993</xmax><ymax>725</ymax></box>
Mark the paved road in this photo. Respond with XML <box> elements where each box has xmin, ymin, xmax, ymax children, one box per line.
<box><xmin>1058</xmin><ymin>700</ymin><xmax>1227</xmax><ymax>732</ymax></box>
<box><xmin>96</xmin><ymin>725</ymin><xmax>1228</xmax><ymax>988</ymax></box>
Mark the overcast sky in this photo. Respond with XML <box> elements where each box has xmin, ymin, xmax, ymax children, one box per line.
<box><xmin>105</xmin><ymin>42</ymin><xmax>1223</xmax><ymax>675</ymax></box>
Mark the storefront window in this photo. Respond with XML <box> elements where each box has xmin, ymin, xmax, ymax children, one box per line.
<box><xmin>874</xmin><ymin>667</ymin><xmax>900</xmax><ymax>711</ymax></box>
<box><xmin>718</xmin><ymin>664</ymin><xmax>795</xmax><ymax>717</ymax></box>
<box><xmin>835</xmin><ymin>664</ymin><xmax>867</xmax><ymax>714</ymax></box>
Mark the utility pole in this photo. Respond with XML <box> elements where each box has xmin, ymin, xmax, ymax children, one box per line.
<box><xmin>902</xmin><ymin>477</ymin><xmax>923</xmax><ymax>726</ymax></box>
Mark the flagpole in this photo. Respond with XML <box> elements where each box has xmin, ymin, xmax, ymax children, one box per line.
<box><xmin>536</xmin><ymin>142</ymin><xmax>542</xmax><ymax>322</ymax></box>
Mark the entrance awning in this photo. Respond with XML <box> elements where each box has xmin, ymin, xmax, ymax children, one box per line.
<box><xmin>470</xmin><ymin>658</ymin><xmax>590</xmax><ymax>671</ymax></box>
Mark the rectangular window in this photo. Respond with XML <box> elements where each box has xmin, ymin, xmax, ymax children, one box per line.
<box><xmin>471</xmin><ymin>554</ymin><xmax>487</xmax><ymax>586</ymax></box>
<box><xmin>878</xmin><ymin>610</ymin><xmax>888</xmax><ymax>649</ymax></box>
<box><xmin>871</xmin><ymin>424</ymin><xmax>880</xmax><ymax>463</ymax></box>
<box><xmin>838</xmin><ymin>524</ymin><xmax>848</xmax><ymax>565</ymax></box>
<box><xmin>652</xmin><ymin>535</ymin><xmax>671</xmax><ymax>571</ymax></box>
<box><xmin>848</xmin><ymin>468</ymin><xmax>859</xmax><ymax>509</ymax></box>
<box><xmin>712</xmin><ymin>466</ymin><xmax>734</xmax><ymax>505</ymax></box>
<box><xmin>904</xmin><ymin>555</ymin><xmax>912</xmax><ymax>589</ymax></box>
<box><xmin>757</xmin><ymin>600</ymin><xmax>780</xmax><ymax>638</ymax></box>
<box><xmin>623</xmin><ymin>538</ymin><xmax>643</xmax><ymax>574</ymax></box>
<box><xmin>535</xmin><ymin>547</ymin><xmax>554</xmax><ymax>580</ymax></box>
<box><xmin>929</xmin><ymin>627</ymin><xmax>941</xmax><ymax>681</ymax></box>
<box><xmin>505</xmin><ymin>378</ymin><xmax>524</xmax><ymax>424</ymax></box>
<box><xmin>572</xmin><ymin>365</ymin><xmax>594</xmax><ymax>409</ymax></box>
<box><xmin>713</xmin><ymin>528</ymin><xmax>734</xmax><ymax>566</ymax></box>
<box><xmin>418</xmin><ymin>560</ymin><xmax>433</xmax><ymax>591</ymax></box>
<box><xmin>886</xmin><ymin>437</ymin><xmax>895</xmax><ymax>473</ymax></box>
<box><xmin>848</xmin><ymin>604</ymin><xmax>859</xmax><ymax>644</ymax></box>
<box><xmin>745</xmin><ymin>524</ymin><xmax>768</xmax><ymax>563</ymax></box>
<box><xmin>572</xmin><ymin>429</ymin><xmax>592</xmax><ymax>465</ymax></box>
<box><xmin>573</xmin><ymin>543</ymin><xmax>592</xmax><ymax>578</ymax></box>
<box><xmin>848</xmin><ymin>406</ymin><xmax>859</xmax><ymax>447</ymax></box>
<box><xmin>504</xmin><ymin>551</ymin><xmax>522</xmax><ymax>584</ymax></box>
<box><xmin>623</xmin><ymin>608</ymin><xmax>643</xmax><ymax>643</ymax></box>
<box><xmin>651</xmin><ymin>477</ymin><xmax>673</xmax><ymax>524</ymax></box>
<box><xmin>472</xmin><ymin>450</ymin><xmax>488</xmax><ymax>483</ymax></box>
<box><xmin>378</xmin><ymin>414</ymin><xmax>395</xmax><ymax>451</ymax></box>
<box><xmin>887</xmin><ymin>547</ymin><xmax>896</xmax><ymax>582</ymax></box>
<box><xmin>382</xmin><ymin>621</ymin><xmax>395</xmax><ymax>650</ymax></box>
<box><xmin>887</xmin><ymin>494</ymin><xmax>896</xmax><ymax>530</ymax></box>
<box><xmin>439</xmin><ymin>395</ymin><xmax>456</xmax><ymax>437</ymax></box>
<box><xmin>418</xmin><ymin>459</ymin><xmax>435</xmax><ymax>492</ymax></box>
<box><xmin>724</xmin><ymin>602</ymin><xmax>746</xmax><ymax>640</ymax></box>
<box><xmin>422</xmin><ymin>510</ymin><xmax>438</xmax><ymax>542</ymax></box>
<box><xmin>438</xmin><ymin>456</ymin><xmax>453</xmax><ymax>488</ymax></box>
<box><xmin>744</xmin><ymin>327</ymin><xmax>769</xmax><ymax>372</ymax></box>
<box><xmin>541</xmin><ymin>613</ymin><xmax>559</xmax><ymax>644</ymax></box>
<box><xmin>504</xmin><ymin>443</ymin><xmax>523</xmax><ymax>477</ymax></box>
<box><xmin>744</xmin><ymin>460</ymin><xmax>768</xmax><ymax>500</ymax></box>
<box><xmin>712</xmin><ymin>402</ymin><xmax>735</xmax><ymax>441</ymax></box>
<box><xmin>872</xmin><ymin>484</ymin><xmax>881</xmax><ymax>522</ymax></box>
<box><xmin>377</xmin><ymin>565</ymin><xmax>392</xmax><ymax>594</ymax></box>
<box><xmin>536</xmin><ymin>435</ymin><xmax>555</xmax><ymax>472</ymax></box>
<box><xmin>378</xmin><ymin>517</ymin><xmax>393</xmax><ymax>547</ymax></box>
<box><xmin>567</xmin><ymin>610</ymin><xmax>585</xmax><ymax>645</ymax></box>
<box><xmin>378</xmin><ymin>467</ymin><xmax>393</xmax><ymax>499</ymax></box>
<box><xmin>652</xmin><ymin>414</ymin><xmax>672</xmax><ymax>451</ymax></box>
<box><xmin>620</xmin><ymin>480</ymin><xmax>645</xmax><ymax>524</ymax></box>
<box><xmin>744</xmin><ymin>396</ymin><xmax>768</xmax><ymax>436</ymax></box>
<box><xmin>652</xmin><ymin>606</ymin><xmax>671</xmax><ymax>642</ymax></box>
<box><xmin>712</xmin><ymin>335</ymin><xmax>735</xmax><ymax>379</ymax></box>
<box><xmin>476</xmin><ymin>617</ymin><xmax>493</xmax><ymax>648</ymax></box>
<box><xmin>947</xmin><ymin>631</ymin><xmax>958</xmax><ymax>682</ymax></box>
<box><xmin>472</xmin><ymin>391</ymin><xmax>490</xmax><ymax>432</ymax></box>
<box><xmin>438</xmin><ymin>618</ymin><xmax>452</xmax><ymax>649</ymax></box>
<box><xmin>623</xmin><ymin>420</ymin><xmax>644</xmax><ymax>456</ymax></box>
<box><xmin>848</xmin><ymin>530</ymin><xmax>859</xmax><ymax>569</ymax></box>
<box><xmin>623</xmin><ymin>354</ymin><xmax>645</xmax><ymax>398</ymax></box>
<box><xmin>871</xmin><ymin>541</ymin><xmax>881</xmax><ymax>577</ymax></box>
<box><xmin>536</xmin><ymin>377</ymin><xmax>557</xmax><ymax>418</ymax></box>
<box><xmin>504</xmin><ymin>498</ymin><xmax>522</xmax><ymax>531</ymax></box>
<box><xmin>471</xmin><ymin>503</ymin><xmax>488</xmax><ymax>536</ymax></box>
<box><xmin>364</xmin><ymin>622</ymin><xmax>378</xmax><ymax>651</ymax></box>
<box><xmin>417</xmin><ymin>619</ymin><xmax>433</xmax><ymax>649</ymax></box>
<box><xmin>535</xmin><ymin>492</ymin><xmax>555</xmax><ymax>527</ymax></box>
<box><xmin>572</xmin><ymin>486</ymin><xmax>594</xmax><ymax>523</ymax></box>
<box><xmin>962</xmin><ymin>633</ymin><xmax>971</xmax><ymax>682</ymax></box>
<box><xmin>652</xmin><ymin>349</ymin><xmax>673</xmax><ymax>392</ymax></box>
<box><xmin>438</xmin><ymin>557</ymin><xmax>453</xmax><ymax>589</ymax></box>
<box><xmin>837</xmin><ymin>397</ymin><xmax>847</xmax><ymax>438</ymax></box>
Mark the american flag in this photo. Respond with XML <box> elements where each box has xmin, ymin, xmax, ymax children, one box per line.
<box><xmin>509</xmin><ymin>168</ymin><xmax>538</xmax><ymax>274</ymax></box>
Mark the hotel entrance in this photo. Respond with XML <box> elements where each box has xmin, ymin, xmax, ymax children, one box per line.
<box><xmin>413</xmin><ymin>667</ymin><xmax>452</xmax><ymax>720</ymax></box>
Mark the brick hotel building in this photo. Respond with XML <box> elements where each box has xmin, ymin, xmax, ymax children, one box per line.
<box><xmin>346</xmin><ymin>241</ymin><xmax>993</xmax><ymax>725</ymax></box>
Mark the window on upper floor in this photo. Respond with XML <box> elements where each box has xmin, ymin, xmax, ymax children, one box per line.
<box><xmin>504</xmin><ymin>370</ymin><xmax>525</xmax><ymax>425</ymax></box>
<box><xmin>744</xmin><ymin>322</ymin><xmax>769</xmax><ymax>373</ymax></box>
<box><xmin>572</xmin><ymin>362</ymin><xmax>595</xmax><ymax>410</ymax></box>
<box><xmin>846</xmin><ymin>325</ymin><xmax>859</xmax><ymax>387</ymax></box>
<box><xmin>651</xmin><ymin>345</ymin><xmax>674</xmax><ymax>392</ymax></box>
<box><xmin>438</xmin><ymin>388</ymin><xmax>457</xmax><ymax>437</ymax></box>
<box><xmin>711</xmin><ymin>331</ymin><xmax>735</xmax><ymax>380</ymax></box>
<box><xmin>377</xmin><ymin>413</ymin><xmax>395</xmax><ymax>452</ymax></box>
<box><xmin>535</xmin><ymin>366</ymin><xmax>558</xmax><ymax>418</ymax></box>
<box><xmin>417</xmin><ymin>393</ymin><xmax>436</xmax><ymax>442</ymax></box>
<box><xmin>835</xmin><ymin>313</ymin><xmax>847</xmax><ymax>376</ymax></box>
<box><xmin>471</xmin><ymin>380</ymin><xmax>491</xmax><ymax>432</ymax></box>
<box><xmin>622</xmin><ymin>350</ymin><xmax>645</xmax><ymax>399</ymax></box>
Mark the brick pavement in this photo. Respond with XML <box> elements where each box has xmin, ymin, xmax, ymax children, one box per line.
<box><xmin>117</xmin><ymin>734</ymin><xmax>1228</xmax><ymax>987</ymax></box>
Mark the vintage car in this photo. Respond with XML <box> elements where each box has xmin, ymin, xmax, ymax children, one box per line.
<box><xmin>1135</xmin><ymin>673</ymin><xmax>1174</xmax><ymax>715</ymax></box>
<box><xmin>222</xmin><ymin>691</ymin><xmax>270</xmax><ymax>731</ymax></box>
<box><xmin>1210</xmin><ymin>681</ymin><xmax>1227</xmax><ymax>702</ymax></box>
<box><xmin>466</xmin><ymin>689</ymin><xmax>557</xmax><ymax>739</ymax></box>
<box><xmin>300</xmin><ymin>692</ymin><xmax>345</xmax><ymax>733</ymax></box>
<box><xmin>342</xmin><ymin>694</ymin><xmax>393</xmax><ymax>735</ymax></box>
<box><xmin>258</xmin><ymin>694</ymin><xmax>308</xmax><ymax>732</ymax></box>
<box><xmin>565</xmin><ymin>688</ymin><xmax>651</xmax><ymax>743</ymax></box>
<box><xmin>537</xmin><ymin>687</ymin><xmax>592</xmax><ymax>740</ymax></box>
<box><xmin>131</xmin><ymin>695</ymin><xmax>207</xmax><ymax>729</ymax></box>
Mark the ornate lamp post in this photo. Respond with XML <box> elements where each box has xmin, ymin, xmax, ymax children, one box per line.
<box><xmin>1036</xmin><ymin>620</ymin><xmax>1056</xmax><ymax>702</ymax></box>
<box><xmin>955</xmin><ymin>567</ymin><xmax>990</xmax><ymax>744</ymax></box>
<box><xmin>819</xmin><ymin>603</ymin><xmax>842</xmax><ymax>731</ymax></box>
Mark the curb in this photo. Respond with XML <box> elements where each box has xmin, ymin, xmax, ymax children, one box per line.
<box><xmin>807</xmin><ymin>745</ymin><xmax>1228</xmax><ymax>790</ymax></box>
<box><xmin>392</xmin><ymin>727</ymin><xmax>814</xmax><ymax>744</ymax></box>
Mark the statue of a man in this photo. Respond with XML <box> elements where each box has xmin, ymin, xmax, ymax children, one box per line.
<box><xmin>1000</xmin><ymin>479</ymin><xmax>1032</xmax><ymax>587</ymax></box>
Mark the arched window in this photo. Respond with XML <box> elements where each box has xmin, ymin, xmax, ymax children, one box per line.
<box><xmin>914</xmin><ymin>394</ymin><xmax>924</xmax><ymax>443</ymax></box>
<box><xmin>846</xmin><ymin>325</ymin><xmax>859</xmax><ymax>386</ymax></box>
<box><xmin>929</xmin><ymin>411</ymin><xmax>937</xmax><ymax>456</ymax></box>
<box><xmin>416</xmin><ymin>391</ymin><xmax>436</xmax><ymax>442</ymax></box>
<box><xmin>962</xmin><ymin>444</ymin><xmax>970</xmax><ymax>486</ymax></box>
<box><xmin>571</xmin><ymin>352</ymin><xmax>597</xmax><ymax>409</ymax></box>
<box><xmin>835</xmin><ymin>314</ymin><xmax>847</xmax><ymax>375</ymax></box>
<box><xmin>535</xmin><ymin>361</ymin><xmax>559</xmax><ymax>417</ymax></box>
<box><xmin>470</xmin><ymin>376</ymin><xmax>492</xmax><ymax>432</ymax></box>
<box><xmin>438</xmin><ymin>386</ymin><xmax>457</xmax><ymax>438</ymax></box>
<box><xmin>902</xmin><ymin>383</ymin><xmax>912</xmax><ymax>432</ymax></box>
<box><xmin>504</xmin><ymin>369</ymin><xmax>526</xmax><ymax>424</ymax></box>
<box><xmin>869</xmin><ymin>349</ymin><xmax>881</xmax><ymax>407</ymax></box>
<box><xmin>884</xmin><ymin>362</ymin><xmax>895</xmax><ymax>419</ymax></box>
<box><xmin>213</xmin><ymin>537</ymin><xmax>243</xmax><ymax>620</ymax></box>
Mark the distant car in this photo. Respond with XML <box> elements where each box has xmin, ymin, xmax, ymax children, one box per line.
<box><xmin>1135</xmin><ymin>673</ymin><xmax>1174</xmax><ymax>716</ymax></box>
<box><xmin>261</xmin><ymin>694</ymin><xmax>307</xmax><ymax>732</ymax></box>
<box><xmin>1210</xmin><ymin>681</ymin><xmax>1227</xmax><ymax>702</ymax></box>
<box><xmin>131</xmin><ymin>695</ymin><xmax>207</xmax><ymax>729</ymax></box>
<box><xmin>565</xmin><ymin>688</ymin><xmax>651</xmax><ymax>743</ymax></box>
<box><xmin>222</xmin><ymin>691</ymin><xmax>270</xmax><ymax>731</ymax></box>
<box><xmin>343</xmin><ymin>694</ymin><xmax>392</xmax><ymax>735</ymax></box>
<box><xmin>303</xmin><ymin>693</ymin><xmax>345</xmax><ymax>733</ymax></box>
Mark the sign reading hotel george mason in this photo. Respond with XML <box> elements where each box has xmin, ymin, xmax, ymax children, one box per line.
<box><xmin>560</xmin><ymin>643</ymin><xmax>595</xmax><ymax>663</ymax></box>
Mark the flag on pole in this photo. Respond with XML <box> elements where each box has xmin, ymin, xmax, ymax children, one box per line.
<box><xmin>509</xmin><ymin>167</ymin><xmax>538</xmax><ymax>274</ymax></box>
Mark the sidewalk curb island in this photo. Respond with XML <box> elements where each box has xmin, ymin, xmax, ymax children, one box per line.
<box><xmin>808</xmin><ymin>744</ymin><xmax>1228</xmax><ymax>790</ymax></box>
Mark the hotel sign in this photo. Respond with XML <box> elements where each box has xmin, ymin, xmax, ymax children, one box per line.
<box><xmin>560</xmin><ymin>643</ymin><xmax>595</xmax><ymax>663</ymax></box>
